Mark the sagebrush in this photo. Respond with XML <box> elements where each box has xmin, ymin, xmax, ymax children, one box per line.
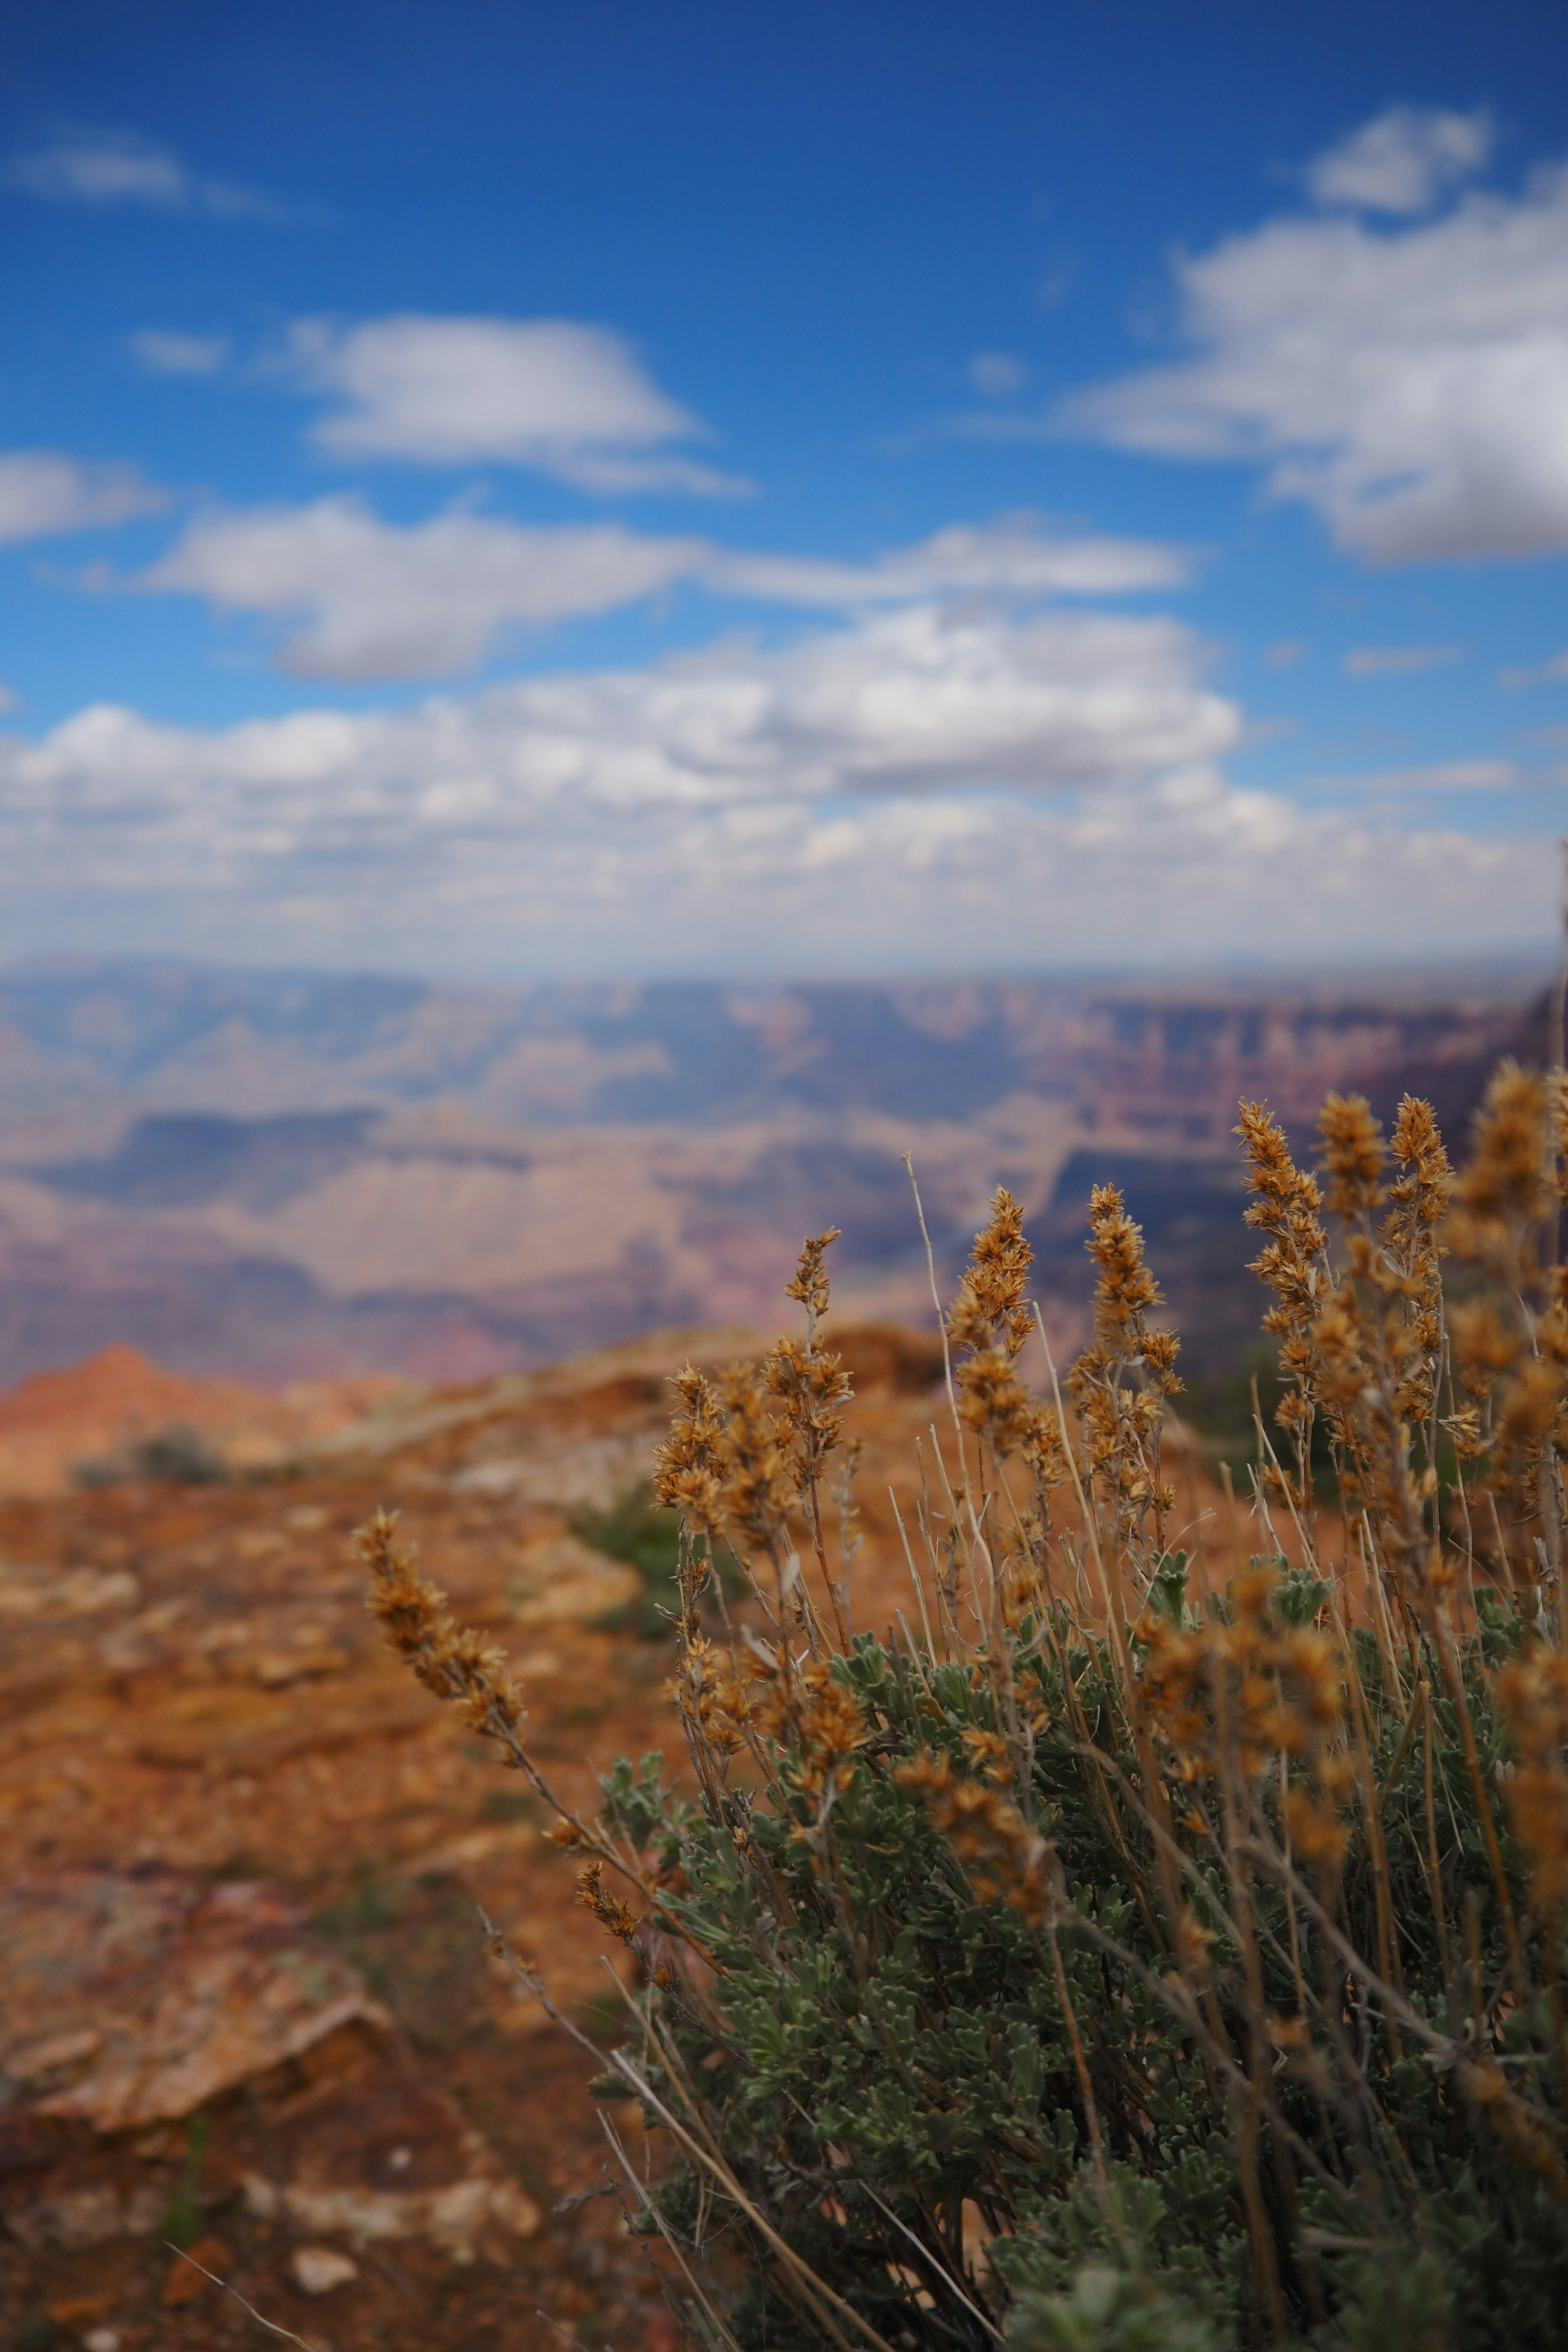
<box><xmin>366</xmin><ymin>1059</ymin><xmax>1568</xmax><ymax>2350</ymax></box>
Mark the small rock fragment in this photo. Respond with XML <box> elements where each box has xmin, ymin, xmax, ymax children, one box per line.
<box><xmin>292</xmin><ymin>2245</ymin><xmax>360</xmax><ymax>2295</ymax></box>
<box><xmin>84</xmin><ymin>2334</ymin><xmax>122</xmax><ymax>2352</ymax></box>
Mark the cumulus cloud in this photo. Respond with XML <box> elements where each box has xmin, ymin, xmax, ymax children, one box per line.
<box><xmin>1306</xmin><ymin>107</ymin><xmax>1493</xmax><ymax>215</ymax></box>
<box><xmin>1344</xmin><ymin>643</ymin><xmax>1465</xmax><ymax>676</ymax></box>
<box><xmin>708</xmin><ymin>516</ymin><xmax>1189</xmax><ymax>606</ymax></box>
<box><xmin>0</xmin><ymin>606</ymin><xmax>1548</xmax><ymax>975</ymax></box>
<box><xmin>138</xmin><ymin>498</ymin><xmax>707</xmax><ymax>679</ymax></box>
<box><xmin>0</xmin><ymin>451</ymin><xmax>164</xmax><ymax>546</ymax></box>
<box><xmin>131</xmin><ymin>330</ymin><xmax>231</xmax><ymax>376</ymax></box>
<box><xmin>290</xmin><ymin>314</ymin><xmax>742</xmax><ymax>494</ymax></box>
<box><xmin>1064</xmin><ymin>114</ymin><xmax>1568</xmax><ymax>562</ymax></box>
<box><xmin>19</xmin><ymin>602</ymin><xmax>1241</xmax><ymax>820</ymax></box>
<box><xmin>132</xmin><ymin>504</ymin><xmax>1193</xmax><ymax>681</ymax></box>
<box><xmin>6</xmin><ymin>125</ymin><xmax>287</xmax><ymax>219</ymax></box>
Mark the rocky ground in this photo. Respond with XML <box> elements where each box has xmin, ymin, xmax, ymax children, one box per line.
<box><xmin>0</xmin><ymin>1317</ymin><xmax>1255</xmax><ymax>2352</ymax></box>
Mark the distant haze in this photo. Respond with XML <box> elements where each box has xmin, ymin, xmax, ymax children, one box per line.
<box><xmin>0</xmin><ymin>958</ymin><xmax>1544</xmax><ymax>1393</ymax></box>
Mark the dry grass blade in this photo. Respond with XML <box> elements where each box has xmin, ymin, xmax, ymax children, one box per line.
<box><xmin>163</xmin><ymin>2247</ymin><xmax>320</xmax><ymax>2352</ymax></box>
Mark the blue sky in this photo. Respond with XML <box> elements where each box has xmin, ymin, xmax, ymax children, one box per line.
<box><xmin>2</xmin><ymin>0</ymin><xmax>1566</xmax><ymax>978</ymax></box>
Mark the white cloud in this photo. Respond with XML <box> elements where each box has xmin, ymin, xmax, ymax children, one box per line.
<box><xmin>1320</xmin><ymin>758</ymin><xmax>1518</xmax><ymax>793</ymax></box>
<box><xmin>131</xmin><ymin>330</ymin><xmax>230</xmax><ymax>377</ymax></box>
<box><xmin>1499</xmin><ymin>647</ymin><xmax>1568</xmax><ymax>687</ymax></box>
<box><xmin>6</xmin><ymin>125</ymin><xmax>286</xmax><ymax>220</ymax></box>
<box><xmin>706</xmin><ymin>516</ymin><xmax>1189</xmax><ymax>606</ymax></box>
<box><xmin>1265</xmin><ymin>641</ymin><xmax>1307</xmax><ymax>667</ymax></box>
<box><xmin>1344</xmin><ymin>643</ymin><xmax>1465</xmax><ymax>676</ymax></box>
<box><xmin>1306</xmin><ymin>106</ymin><xmax>1493</xmax><ymax>216</ymax></box>
<box><xmin>0</xmin><ymin>605</ymin><xmax>1549</xmax><ymax>976</ymax></box>
<box><xmin>0</xmin><ymin>451</ymin><xmax>165</xmax><ymax>546</ymax></box>
<box><xmin>138</xmin><ymin>498</ymin><xmax>707</xmax><ymax>679</ymax></box>
<box><xmin>133</xmin><ymin>503</ymin><xmax>1193</xmax><ymax>682</ymax></box>
<box><xmin>969</xmin><ymin>352</ymin><xmax>1027</xmax><ymax>398</ymax></box>
<box><xmin>291</xmin><ymin>314</ymin><xmax>742</xmax><ymax>493</ymax></box>
<box><xmin>1064</xmin><ymin>120</ymin><xmax>1568</xmax><ymax>562</ymax></box>
<box><xmin>0</xmin><ymin>599</ymin><xmax>1238</xmax><ymax>871</ymax></box>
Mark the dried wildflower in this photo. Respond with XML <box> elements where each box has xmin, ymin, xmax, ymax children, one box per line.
<box><xmin>998</xmin><ymin>1517</ymin><xmax>1051</xmax><ymax>1631</ymax></box>
<box><xmin>947</xmin><ymin>1186</ymin><xmax>1034</xmax><ymax>1360</ymax></box>
<box><xmin>1174</xmin><ymin>1904</ymin><xmax>1217</xmax><ymax>1991</ymax></box>
<box><xmin>1443</xmin><ymin>1067</ymin><xmax>1568</xmax><ymax>1552</ymax></box>
<box><xmin>960</xmin><ymin>1726</ymin><xmax>1013</xmax><ymax>1784</ymax></box>
<box><xmin>1237</xmin><ymin>1101</ymin><xmax>1328</xmax><ymax>1502</ymax></box>
<box><xmin>942</xmin><ymin>1189</ymin><xmax>1074</xmax><ymax>1489</ymax></box>
<box><xmin>653</xmin><ymin>1365</ymin><xmax>728</xmax><ymax>1534</ymax></box>
<box><xmin>675</xmin><ymin>1633</ymin><xmax>752</xmax><ymax>1755</ymax></box>
<box><xmin>1140</xmin><ymin>1564</ymin><xmax>1347</xmax><ymax>1837</ymax></box>
<box><xmin>1281</xmin><ymin>1782</ymin><xmax>1350</xmax><ymax>1870</ymax></box>
<box><xmin>1383</xmin><ymin>1095</ymin><xmax>1453</xmax><ymax>1429</ymax></box>
<box><xmin>1448</xmin><ymin>1060</ymin><xmax>1556</xmax><ymax>1283</ymax></box>
<box><xmin>714</xmin><ymin>1360</ymin><xmax>795</xmax><ymax>1552</ymax></box>
<box><xmin>655</xmin><ymin>1357</ymin><xmax>796</xmax><ymax>1568</ymax></box>
<box><xmin>785</xmin><ymin>1227</ymin><xmax>841</xmax><ymax>1327</ymax></box>
<box><xmin>767</xmin><ymin>1335</ymin><xmax>853</xmax><ymax>1492</ymax></box>
<box><xmin>577</xmin><ymin>1858</ymin><xmax>640</xmax><ymax>1943</ymax></box>
<box><xmin>1497</xmin><ymin>1651</ymin><xmax>1568</xmax><ymax>1913</ymax></box>
<box><xmin>1237</xmin><ymin>1101</ymin><xmax>1328</xmax><ymax>1330</ymax></box>
<box><xmin>361</xmin><ymin>1509</ymin><xmax>526</xmax><ymax>1744</ymax></box>
<box><xmin>896</xmin><ymin>1748</ymin><xmax>1054</xmax><ymax>1923</ymax></box>
<box><xmin>1067</xmin><ymin>1183</ymin><xmax>1180</xmax><ymax>1561</ymax></box>
<box><xmin>1317</xmin><ymin>1092</ymin><xmax>1385</xmax><ymax>1224</ymax></box>
<box><xmin>749</xmin><ymin>1654</ymin><xmax>866</xmax><ymax>1794</ymax></box>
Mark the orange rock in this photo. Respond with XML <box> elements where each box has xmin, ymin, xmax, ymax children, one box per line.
<box><xmin>0</xmin><ymin>1340</ymin><xmax>405</xmax><ymax>1498</ymax></box>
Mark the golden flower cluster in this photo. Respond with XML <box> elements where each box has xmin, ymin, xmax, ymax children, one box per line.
<box><xmin>997</xmin><ymin>1511</ymin><xmax>1053</xmax><ymax>1632</ymax></box>
<box><xmin>1448</xmin><ymin>1061</ymin><xmax>1561</xmax><ymax>1283</ymax></box>
<box><xmin>748</xmin><ymin>1651</ymin><xmax>867</xmax><ymax>1797</ymax></box>
<box><xmin>1139</xmin><ymin>1565</ymin><xmax>1349</xmax><ymax>1866</ymax></box>
<box><xmin>653</xmin><ymin>1233</ymin><xmax>854</xmax><ymax>1605</ymax></box>
<box><xmin>674</xmin><ymin>1631</ymin><xmax>754</xmax><ymax>1757</ymax></box>
<box><xmin>930</xmin><ymin>1189</ymin><xmax>1071</xmax><ymax>1501</ymax></box>
<box><xmin>1443</xmin><ymin>1066</ymin><xmax>1568</xmax><ymax>1557</ymax></box>
<box><xmin>652</xmin><ymin>1357</ymin><xmax>793</xmax><ymax>1557</ymax></box>
<box><xmin>1236</xmin><ymin>1101</ymin><xmax>1328</xmax><ymax>1502</ymax></box>
<box><xmin>947</xmin><ymin>1185</ymin><xmax>1033</xmax><ymax>1361</ymax></box>
<box><xmin>1316</xmin><ymin>1091</ymin><xmax>1385</xmax><ymax>1225</ymax></box>
<box><xmin>1067</xmin><ymin>1182</ymin><xmax>1180</xmax><ymax>1556</ymax></box>
<box><xmin>895</xmin><ymin>1747</ymin><xmax>1054</xmax><ymax>1924</ymax></box>
<box><xmin>766</xmin><ymin>1333</ymin><xmax>854</xmax><ymax>1497</ymax></box>
<box><xmin>361</xmin><ymin>1508</ymin><xmax>526</xmax><ymax>1745</ymax></box>
<box><xmin>575</xmin><ymin>1856</ymin><xmax>641</xmax><ymax>1943</ymax></box>
<box><xmin>784</xmin><ymin>1226</ymin><xmax>841</xmax><ymax>1325</ymax></box>
<box><xmin>1384</xmin><ymin>1095</ymin><xmax>1454</xmax><ymax>1429</ymax></box>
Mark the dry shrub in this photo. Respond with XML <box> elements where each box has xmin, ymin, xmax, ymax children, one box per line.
<box><xmin>367</xmin><ymin>1065</ymin><xmax>1568</xmax><ymax>2352</ymax></box>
